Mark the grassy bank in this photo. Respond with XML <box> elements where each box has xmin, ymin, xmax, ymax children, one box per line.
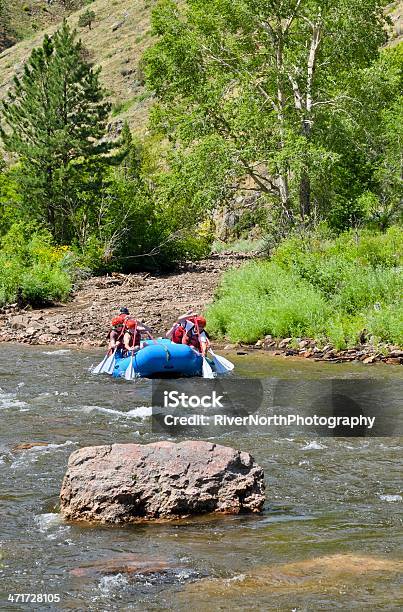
<box><xmin>207</xmin><ymin>227</ymin><xmax>402</xmax><ymax>349</ymax></box>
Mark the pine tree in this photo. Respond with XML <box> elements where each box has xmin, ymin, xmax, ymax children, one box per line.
<box><xmin>115</xmin><ymin>121</ymin><xmax>142</xmax><ymax>179</ymax></box>
<box><xmin>0</xmin><ymin>20</ymin><xmax>111</xmax><ymax>243</ymax></box>
<box><xmin>78</xmin><ymin>9</ymin><xmax>96</xmax><ymax>31</ymax></box>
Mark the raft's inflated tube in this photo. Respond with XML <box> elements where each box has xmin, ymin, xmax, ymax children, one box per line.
<box><xmin>113</xmin><ymin>338</ymin><xmax>203</xmax><ymax>378</ymax></box>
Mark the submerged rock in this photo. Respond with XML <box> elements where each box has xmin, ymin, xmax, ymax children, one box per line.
<box><xmin>60</xmin><ymin>441</ymin><xmax>265</xmax><ymax>523</ymax></box>
<box><xmin>13</xmin><ymin>442</ymin><xmax>50</xmax><ymax>451</ymax></box>
<box><xmin>70</xmin><ymin>554</ymin><xmax>175</xmax><ymax>578</ymax></box>
<box><xmin>181</xmin><ymin>554</ymin><xmax>403</xmax><ymax>602</ymax></box>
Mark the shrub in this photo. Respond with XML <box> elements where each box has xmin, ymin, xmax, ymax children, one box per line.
<box><xmin>207</xmin><ymin>262</ymin><xmax>330</xmax><ymax>343</ymax></box>
<box><xmin>207</xmin><ymin>227</ymin><xmax>403</xmax><ymax>348</ymax></box>
<box><xmin>0</xmin><ymin>223</ymin><xmax>73</xmax><ymax>307</ymax></box>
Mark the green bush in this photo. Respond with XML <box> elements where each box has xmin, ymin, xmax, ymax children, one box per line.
<box><xmin>208</xmin><ymin>262</ymin><xmax>330</xmax><ymax>343</ymax></box>
<box><xmin>207</xmin><ymin>227</ymin><xmax>403</xmax><ymax>348</ymax></box>
<box><xmin>0</xmin><ymin>223</ymin><xmax>73</xmax><ymax>307</ymax></box>
<box><xmin>366</xmin><ymin>303</ymin><xmax>403</xmax><ymax>346</ymax></box>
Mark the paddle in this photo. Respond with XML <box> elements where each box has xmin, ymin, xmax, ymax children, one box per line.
<box><xmin>202</xmin><ymin>357</ymin><xmax>215</xmax><ymax>379</ymax></box>
<box><xmin>125</xmin><ymin>322</ymin><xmax>138</xmax><ymax>381</ymax></box>
<box><xmin>92</xmin><ymin>347</ymin><xmax>116</xmax><ymax>375</ymax></box>
<box><xmin>208</xmin><ymin>348</ymin><xmax>234</xmax><ymax>374</ymax></box>
<box><xmin>193</xmin><ymin>318</ymin><xmax>215</xmax><ymax>379</ymax></box>
<box><xmin>103</xmin><ymin>348</ymin><xmax>118</xmax><ymax>375</ymax></box>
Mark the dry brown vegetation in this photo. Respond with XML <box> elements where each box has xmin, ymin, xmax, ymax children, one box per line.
<box><xmin>0</xmin><ymin>0</ymin><xmax>156</xmax><ymax>135</ymax></box>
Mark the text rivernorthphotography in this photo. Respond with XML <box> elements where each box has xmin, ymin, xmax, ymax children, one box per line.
<box><xmin>151</xmin><ymin>378</ymin><xmax>401</xmax><ymax>437</ymax></box>
<box><xmin>162</xmin><ymin>413</ymin><xmax>376</xmax><ymax>430</ymax></box>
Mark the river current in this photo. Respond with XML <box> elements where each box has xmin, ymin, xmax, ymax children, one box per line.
<box><xmin>0</xmin><ymin>345</ymin><xmax>401</xmax><ymax>610</ymax></box>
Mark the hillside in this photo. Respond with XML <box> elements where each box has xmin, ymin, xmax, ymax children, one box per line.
<box><xmin>0</xmin><ymin>0</ymin><xmax>402</xmax><ymax>138</ymax></box>
<box><xmin>0</xmin><ymin>0</ymin><xmax>156</xmax><ymax>136</ymax></box>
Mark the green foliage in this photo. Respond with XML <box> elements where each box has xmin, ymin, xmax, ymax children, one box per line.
<box><xmin>0</xmin><ymin>223</ymin><xmax>73</xmax><ymax>307</ymax></box>
<box><xmin>207</xmin><ymin>262</ymin><xmax>330</xmax><ymax>343</ymax></box>
<box><xmin>144</xmin><ymin>0</ymin><xmax>391</xmax><ymax>225</ymax></box>
<box><xmin>78</xmin><ymin>9</ymin><xmax>95</xmax><ymax>30</ymax></box>
<box><xmin>207</xmin><ymin>227</ymin><xmax>403</xmax><ymax>348</ymax></box>
<box><xmin>0</xmin><ymin>21</ymin><xmax>111</xmax><ymax>245</ymax></box>
<box><xmin>76</xmin><ymin>124</ymin><xmax>214</xmax><ymax>273</ymax></box>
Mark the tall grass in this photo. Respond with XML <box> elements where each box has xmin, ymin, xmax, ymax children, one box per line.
<box><xmin>207</xmin><ymin>227</ymin><xmax>403</xmax><ymax>348</ymax></box>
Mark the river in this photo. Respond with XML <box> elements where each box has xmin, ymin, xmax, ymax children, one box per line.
<box><xmin>0</xmin><ymin>345</ymin><xmax>402</xmax><ymax>610</ymax></box>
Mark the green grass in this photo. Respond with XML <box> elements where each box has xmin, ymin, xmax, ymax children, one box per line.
<box><xmin>111</xmin><ymin>98</ymin><xmax>136</xmax><ymax>116</ymax></box>
<box><xmin>207</xmin><ymin>227</ymin><xmax>403</xmax><ymax>349</ymax></box>
<box><xmin>212</xmin><ymin>238</ymin><xmax>266</xmax><ymax>254</ymax></box>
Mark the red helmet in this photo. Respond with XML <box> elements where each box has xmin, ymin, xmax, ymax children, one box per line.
<box><xmin>111</xmin><ymin>314</ymin><xmax>126</xmax><ymax>326</ymax></box>
<box><xmin>126</xmin><ymin>319</ymin><xmax>138</xmax><ymax>329</ymax></box>
<box><xmin>196</xmin><ymin>316</ymin><xmax>206</xmax><ymax>328</ymax></box>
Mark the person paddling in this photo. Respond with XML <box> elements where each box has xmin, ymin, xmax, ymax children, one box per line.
<box><xmin>182</xmin><ymin>316</ymin><xmax>210</xmax><ymax>357</ymax></box>
<box><xmin>167</xmin><ymin>310</ymin><xmax>198</xmax><ymax>344</ymax></box>
<box><xmin>123</xmin><ymin>319</ymin><xmax>142</xmax><ymax>355</ymax></box>
<box><xmin>123</xmin><ymin>318</ymin><xmax>154</xmax><ymax>355</ymax></box>
<box><xmin>107</xmin><ymin>315</ymin><xmax>126</xmax><ymax>355</ymax></box>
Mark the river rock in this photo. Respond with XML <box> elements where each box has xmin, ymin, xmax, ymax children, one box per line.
<box><xmin>13</xmin><ymin>442</ymin><xmax>50</xmax><ymax>451</ymax></box>
<box><xmin>11</xmin><ymin>314</ymin><xmax>28</xmax><ymax>329</ymax></box>
<box><xmin>70</xmin><ymin>554</ymin><xmax>175</xmax><ymax>578</ymax></box>
<box><xmin>38</xmin><ymin>334</ymin><xmax>53</xmax><ymax>343</ymax></box>
<box><xmin>363</xmin><ymin>354</ymin><xmax>377</xmax><ymax>364</ymax></box>
<box><xmin>60</xmin><ymin>441</ymin><xmax>265</xmax><ymax>523</ymax></box>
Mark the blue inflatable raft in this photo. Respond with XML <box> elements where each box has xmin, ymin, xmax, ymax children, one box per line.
<box><xmin>113</xmin><ymin>338</ymin><xmax>204</xmax><ymax>378</ymax></box>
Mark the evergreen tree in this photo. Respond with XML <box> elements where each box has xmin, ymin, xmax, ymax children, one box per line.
<box><xmin>115</xmin><ymin>121</ymin><xmax>142</xmax><ymax>179</ymax></box>
<box><xmin>78</xmin><ymin>9</ymin><xmax>96</xmax><ymax>31</ymax></box>
<box><xmin>0</xmin><ymin>21</ymin><xmax>111</xmax><ymax>243</ymax></box>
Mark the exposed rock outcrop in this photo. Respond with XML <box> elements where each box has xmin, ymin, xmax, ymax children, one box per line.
<box><xmin>60</xmin><ymin>441</ymin><xmax>265</xmax><ymax>523</ymax></box>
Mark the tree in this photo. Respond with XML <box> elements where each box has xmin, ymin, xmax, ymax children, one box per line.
<box><xmin>78</xmin><ymin>9</ymin><xmax>96</xmax><ymax>30</ymax></box>
<box><xmin>0</xmin><ymin>21</ymin><xmax>111</xmax><ymax>244</ymax></box>
<box><xmin>144</xmin><ymin>0</ymin><xmax>387</xmax><ymax>224</ymax></box>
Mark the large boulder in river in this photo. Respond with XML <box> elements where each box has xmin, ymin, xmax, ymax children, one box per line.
<box><xmin>60</xmin><ymin>441</ymin><xmax>265</xmax><ymax>523</ymax></box>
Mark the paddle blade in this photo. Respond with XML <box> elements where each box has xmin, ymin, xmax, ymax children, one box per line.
<box><xmin>92</xmin><ymin>353</ymin><xmax>108</xmax><ymax>374</ymax></box>
<box><xmin>202</xmin><ymin>357</ymin><xmax>215</xmax><ymax>378</ymax></box>
<box><xmin>125</xmin><ymin>356</ymin><xmax>136</xmax><ymax>380</ymax></box>
<box><xmin>103</xmin><ymin>353</ymin><xmax>116</xmax><ymax>375</ymax></box>
<box><xmin>209</xmin><ymin>349</ymin><xmax>234</xmax><ymax>372</ymax></box>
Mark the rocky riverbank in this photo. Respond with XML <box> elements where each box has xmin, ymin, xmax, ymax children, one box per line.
<box><xmin>0</xmin><ymin>254</ymin><xmax>250</xmax><ymax>348</ymax></box>
<box><xmin>231</xmin><ymin>336</ymin><xmax>403</xmax><ymax>365</ymax></box>
<box><xmin>0</xmin><ymin>252</ymin><xmax>401</xmax><ymax>364</ymax></box>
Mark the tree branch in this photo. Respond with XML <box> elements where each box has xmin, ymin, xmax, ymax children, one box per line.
<box><xmin>288</xmin><ymin>72</ymin><xmax>303</xmax><ymax>110</ymax></box>
<box><xmin>284</xmin><ymin>0</ymin><xmax>303</xmax><ymax>35</ymax></box>
<box><xmin>200</xmin><ymin>42</ymin><xmax>278</xmax><ymax>112</ymax></box>
<box><xmin>306</xmin><ymin>13</ymin><xmax>322</xmax><ymax>114</ymax></box>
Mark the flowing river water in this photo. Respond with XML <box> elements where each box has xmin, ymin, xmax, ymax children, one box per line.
<box><xmin>0</xmin><ymin>344</ymin><xmax>402</xmax><ymax>611</ymax></box>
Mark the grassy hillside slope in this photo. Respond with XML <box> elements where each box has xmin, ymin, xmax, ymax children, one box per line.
<box><xmin>0</xmin><ymin>0</ymin><xmax>156</xmax><ymax>135</ymax></box>
<box><xmin>0</xmin><ymin>1</ymin><xmax>402</xmax><ymax>137</ymax></box>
